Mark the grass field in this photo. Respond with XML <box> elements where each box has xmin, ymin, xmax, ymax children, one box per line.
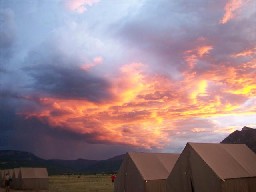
<box><xmin>0</xmin><ymin>175</ymin><xmax>112</xmax><ymax>192</ymax></box>
<box><xmin>49</xmin><ymin>175</ymin><xmax>114</xmax><ymax>192</ymax></box>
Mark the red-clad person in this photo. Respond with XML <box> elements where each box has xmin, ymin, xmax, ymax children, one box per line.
<box><xmin>111</xmin><ymin>174</ymin><xmax>116</xmax><ymax>184</ymax></box>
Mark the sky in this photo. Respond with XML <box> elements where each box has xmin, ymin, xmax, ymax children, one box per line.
<box><xmin>0</xmin><ymin>0</ymin><xmax>256</xmax><ymax>160</ymax></box>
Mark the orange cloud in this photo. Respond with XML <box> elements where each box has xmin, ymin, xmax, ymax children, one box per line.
<box><xmin>22</xmin><ymin>60</ymin><xmax>256</xmax><ymax>149</ymax></box>
<box><xmin>184</xmin><ymin>45</ymin><xmax>213</xmax><ymax>68</ymax></box>
<box><xmin>217</xmin><ymin>65</ymin><xmax>256</xmax><ymax>97</ymax></box>
<box><xmin>220</xmin><ymin>0</ymin><xmax>246</xmax><ymax>24</ymax></box>
<box><xmin>22</xmin><ymin>63</ymin><xmax>173</xmax><ymax>148</ymax></box>
<box><xmin>232</xmin><ymin>47</ymin><xmax>256</xmax><ymax>57</ymax></box>
<box><xmin>189</xmin><ymin>80</ymin><xmax>208</xmax><ymax>103</ymax></box>
<box><xmin>65</xmin><ymin>0</ymin><xmax>100</xmax><ymax>13</ymax></box>
<box><xmin>197</xmin><ymin>46</ymin><xmax>213</xmax><ymax>57</ymax></box>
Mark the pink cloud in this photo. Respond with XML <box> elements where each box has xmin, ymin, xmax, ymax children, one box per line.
<box><xmin>232</xmin><ymin>47</ymin><xmax>256</xmax><ymax>57</ymax></box>
<box><xmin>64</xmin><ymin>0</ymin><xmax>100</xmax><ymax>13</ymax></box>
<box><xmin>220</xmin><ymin>0</ymin><xmax>247</xmax><ymax>24</ymax></box>
<box><xmin>184</xmin><ymin>45</ymin><xmax>213</xmax><ymax>68</ymax></box>
<box><xmin>81</xmin><ymin>56</ymin><xmax>103</xmax><ymax>71</ymax></box>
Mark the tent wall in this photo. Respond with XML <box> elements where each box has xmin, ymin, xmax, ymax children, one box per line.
<box><xmin>13</xmin><ymin>168</ymin><xmax>21</xmax><ymax>189</ymax></box>
<box><xmin>114</xmin><ymin>156</ymin><xmax>128</xmax><ymax>192</ymax></box>
<box><xmin>190</xmin><ymin>146</ymin><xmax>222</xmax><ymax>192</ymax></box>
<box><xmin>19</xmin><ymin>168</ymin><xmax>49</xmax><ymax>190</ymax></box>
<box><xmin>114</xmin><ymin>154</ymin><xmax>145</xmax><ymax>192</ymax></box>
<box><xmin>145</xmin><ymin>179</ymin><xmax>166</xmax><ymax>192</ymax></box>
<box><xmin>21</xmin><ymin>178</ymin><xmax>35</xmax><ymax>190</ymax></box>
<box><xmin>33</xmin><ymin>167</ymin><xmax>49</xmax><ymax>189</ymax></box>
<box><xmin>166</xmin><ymin>146</ymin><xmax>192</xmax><ymax>192</ymax></box>
<box><xmin>0</xmin><ymin>170</ymin><xmax>2</xmax><ymax>187</ymax></box>
<box><xmin>11</xmin><ymin>168</ymin><xmax>21</xmax><ymax>189</ymax></box>
<box><xmin>248</xmin><ymin>177</ymin><xmax>256</xmax><ymax>191</ymax></box>
<box><xmin>37</xmin><ymin>178</ymin><xmax>48</xmax><ymax>190</ymax></box>
<box><xmin>167</xmin><ymin>144</ymin><xmax>222</xmax><ymax>192</ymax></box>
<box><xmin>21</xmin><ymin>178</ymin><xmax>48</xmax><ymax>190</ymax></box>
<box><xmin>221</xmin><ymin>177</ymin><xmax>256</xmax><ymax>192</ymax></box>
<box><xmin>125</xmin><ymin>155</ymin><xmax>145</xmax><ymax>192</ymax></box>
<box><xmin>1</xmin><ymin>170</ymin><xmax>5</xmax><ymax>187</ymax></box>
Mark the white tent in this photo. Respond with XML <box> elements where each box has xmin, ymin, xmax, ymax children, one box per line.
<box><xmin>115</xmin><ymin>152</ymin><xmax>179</xmax><ymax>192</ymax></box>
<box><xmin>11</xmin><ymin>168</ymin><xmax>21</xmax><ymax>189</ymax></box>
<box><xmin>0</xmin><ymin>170</ymin><xmax>3</xmax><ymax>187</ymax></box>
<box><xmin>167</xmin><ymin>143</ymin><xmax>256</xmax><ymax>192</ymax></box>
<box><xmin>18</xmin><ymin>167</ymin><xmax>49</xmax><ymax>190</ymax></box>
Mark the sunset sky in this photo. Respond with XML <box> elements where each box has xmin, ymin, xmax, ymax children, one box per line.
<box><xmin>0</xmin><ymin>0</ymin><xmax>256</xmax><ymax>160</ymax></box>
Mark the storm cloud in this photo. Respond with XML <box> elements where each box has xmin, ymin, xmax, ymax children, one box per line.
<box><xmin>24</xmin><ymin>52</ymin><xmax>112</xmax><ymax>102</ymax></box>
<box><xmin>0</xmin><ymin>8</ymin><xmax>16</xmax><ymax>74</ymax></box>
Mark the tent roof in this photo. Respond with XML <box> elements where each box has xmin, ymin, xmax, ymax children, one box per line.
<box><xmin>20</xmin><ymin>168</ymin><xmax>34</xmax><ymax>179</ymax></box>
<box><xmin>34</xmin><ymin>168</ymin><xmax>48</xmax><ymax>178</ymax></box>
<box><xmin>13</xmin><ymin>168</ymin><xmax>20</xmax><ymax>178</ymax></box>
<box><xmin>128</xmin><ymin>152</ymin><xmax>179</xmax><ymax>180</ymax></box>
<box><xmin>189</xmin><ymin>143</ymin><xmax>256</xmax><ymax>179</ymax></box>
<box><xmin>20</xmin><ymin>168</ymin><xmax>48</xmax><ymax>179</ymax></box>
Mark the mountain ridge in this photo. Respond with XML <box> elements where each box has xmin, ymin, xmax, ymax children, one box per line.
<box><xmin>0</xmin><ymin>150</ymin><xmax>125</xmax><ymax>175</ymax></box>
<box><xmin>1</xmin><ymin>126</ymin><xmax>255</xmax><ymax>175</ymax></box>
<box><xmin>221</xmin><ymin>126</ymin><xmax>256</xmax><ymax>153</ymax></box>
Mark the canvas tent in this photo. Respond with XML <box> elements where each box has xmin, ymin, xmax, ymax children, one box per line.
<box><xmin>18</xmin><ymin>167</ymin><xmax>49</xmax><ymax>190</ymax></box>
<box><xmin>0</xmin><ymin>169</ymin><xmax>7</xmax><ymax>187</ymax></box>
<box><xmin>114</xmin><ymin>152</ymin><xmax>179</xmax><ymax>192</ymax></box>
<box><xmin>166</xmin><ymin>143</ymin><xmax>256</xmax><ymax>192</ymax></box>
<box><xmin>0</xmin><ymin>170</ymin><xmax>3</xmax><ymax>186</ymax></box>
<box><xmin>11</xmin><ymin>168</ymin><xmax>21</xmax><ymax>189</ymax></box>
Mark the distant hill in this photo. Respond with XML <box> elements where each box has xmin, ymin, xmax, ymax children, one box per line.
<box><xmin>0</xmin><ymin>150</ymin><xmax>45</xmax><ymax>168</ymax></box>
<box><xmin>0</xmin><ymin>150</ymin><xmax>43</xmax><ymax>161</ymax></box>
<box><xmin>221</xmin><ymin>126</ymin><xmax>256</xmax><ymax>153</ymax></box>
<box><xmin>0</xmin><ymin>150</ymin><xmax>125</xmax><ymax>175</ymax></box>
<box><xmin>2</xmin><ymin>127</ymin><xmax>255</xmax><ymax>175</ymax></box>
<box><xmin>86</xmin><ymin>154</ymin><xmax>125</xmax><ymax>173</ymax></box>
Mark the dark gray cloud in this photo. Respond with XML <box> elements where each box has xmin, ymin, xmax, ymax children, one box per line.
<box><xmin>26</xmin><ymin>63</ymin><xmax>112</xmax><ymax>102</ymax></box>
<box><xmin>22</xmin><ymin>43</ymin><xmax>113</xmax><ymax>102</ymax></box>
<box><xmin>0</xmin><ymin>8</ymin><xmax>16</xmax><ymax>71</ymax></box>
<box><xmin>0</xmin><ymin>9</ymin><xmax>15</xmax><ymax>49</ymax></box>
